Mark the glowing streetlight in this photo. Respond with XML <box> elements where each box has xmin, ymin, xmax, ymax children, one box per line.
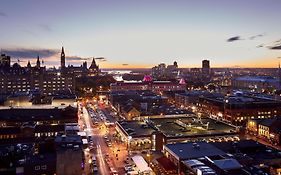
<box><xmin>128</xmin><ymin>136</ymin><xmax>132</xmax><ymax>154</ymax></box>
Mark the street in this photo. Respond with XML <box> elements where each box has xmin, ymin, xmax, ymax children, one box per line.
<box><xmin>79</xmin><ymin>101</ymin><xmax>128</xmax><ymax>175</ymax></box>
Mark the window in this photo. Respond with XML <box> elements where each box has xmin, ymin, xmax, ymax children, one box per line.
<box><xmin>41</xmin><ymin>165</ymin><xmax>47</xmax><ymax>170</ymax></box>
<box><xmin>35</xmin><ymin>166</ymin><xmax>40</xmax><ymax>170</ymax></box>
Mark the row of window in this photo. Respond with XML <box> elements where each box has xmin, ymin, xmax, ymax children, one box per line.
<box><xmin>44</xmin><ymin>81</ymin><xmax>65</xmax><ymax>84</ymax></box>
<box><xmin>35</xmin><ymin>132</ymin><xmax>58</xmax><ymax>137</ymax></box>
<box><xmin>0</xmin><ymin>134</ymin><xmax>17</xmax><ymax>139</ymax></box>
<box><xmin>35</xmin><ymin>165</ymin><xmax>47</xmax><ymax>171</ymax></box>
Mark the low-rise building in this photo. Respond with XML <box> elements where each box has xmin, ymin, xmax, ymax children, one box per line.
<box><xmin>110</xmin><ymin>78</ymin><xmax>185</xmax><ymax>94</ymax></box>
<box><xmin>247</xmin><ymin>118</ymin><xmax>281</xmax><ymax>145</ymax></box>
<box><xmin>0</xmin><ymin>105</ymin><xmax>77</xmax><ymax>127</ymax></box>
<box><xmin>197</xmin><ymin>92</ymin><xmax>281</xmax><ymax>125</ymax></box>
<box><xmin>232</xmin><ymin>76</ymin><xmax>280</xmax><ymax>92</ymax></box>
<box><xmin>164</xmin><ymin>140</ymin><xmax>281</xmax><ymax>175</ymax></box>
<box><xmin>55</xmin><ymin>135</ymin><xmax>83</xmax><ymax>175</ymax></box>
<box><xmin>115</xmin><ymin>116</ymin><xmax>238</xmax><ymax>152</ymax></box>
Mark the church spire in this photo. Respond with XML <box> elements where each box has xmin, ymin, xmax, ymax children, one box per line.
<box><xmin>36</xmin><ymin>55</ymin><xmax>40</xmax><ymax>68</ymax></box>
<box><xmin>90</xmin><ymin>57</ymin><xmax>97</xmax><ymax>68</ymax></box>
<box><xmin>61</xmin><ymin>46</ymin><xmax>65</xmax><ymax>69</ymax></box>
<box><xmin>27</xmin><ymin>60</ymin><xmax>31</xmax><ymax>68</ymax></box>
<box><xmin>89</xmin><ymin>57</ymin><xmax>99</xmax><ymax>76</ymax></box>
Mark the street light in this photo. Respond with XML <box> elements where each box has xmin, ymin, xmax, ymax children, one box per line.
<box><xmin>128</xmin><ymin>136</ymin><xmax>132</xmax><ymax>155</ymax></box>
<box><xmin>146</xmin><ymin>153</ymin><xmax>151</xmax><ymax>164</ymax></box>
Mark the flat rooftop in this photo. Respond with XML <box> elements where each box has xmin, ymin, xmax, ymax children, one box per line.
<box><xmin>117</xmin><ymin>116</ymin><xmax>237</xmax><ymax>139</ymax></box>
<box><xmin>117</xmin><ymin>120</ymin><xmax>157</xmax><ymax>138</ymax></box>
<box><xmin>165</xmin><ymin>142</ymin><xmax>226</xmax><ymax>160</ymax></box>
<box><xmin>150</xmin><ymin>116</ymin><xmax>237</xmax><ymax>138</ymax></box>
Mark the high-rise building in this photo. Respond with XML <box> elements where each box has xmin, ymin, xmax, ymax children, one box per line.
<box><xmin>202</xmin><ymin>59</ymin><xmax>210</xmax><ymax>75</ymax></box>
<box><xmin>152</xmin><ymin>61</ymin><xmax>179</xmax><ymax>79</ymax></box>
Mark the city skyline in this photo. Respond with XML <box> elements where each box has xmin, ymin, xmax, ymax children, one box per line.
<box><xmin>1</xmin><ymin>0</ymin><xmax>281</xmax><ymax>68</ymax></box>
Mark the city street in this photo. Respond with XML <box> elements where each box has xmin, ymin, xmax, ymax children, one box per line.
<box><xmin>79</xmin><ymin>102</ymin><xmax>128</xmax><ymax>175</ymax></box>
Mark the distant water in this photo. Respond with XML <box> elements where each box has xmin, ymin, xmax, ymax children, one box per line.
<box><xmin>102</xmin><ymin>69</ymin><xmax>132</xmax><ymax>74</ymax></box>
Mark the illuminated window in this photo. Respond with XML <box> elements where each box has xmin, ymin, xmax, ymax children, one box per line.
<box><xmin>41</xmin><ymin>165</ymin><xmax>47</xmax><ymax>170</ymax></box>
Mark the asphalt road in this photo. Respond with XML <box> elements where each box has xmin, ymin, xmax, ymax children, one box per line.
<box><xmin>82</xmin><ymin>107</ymin><xmax>110</xmax><ymax>175</ymax></box>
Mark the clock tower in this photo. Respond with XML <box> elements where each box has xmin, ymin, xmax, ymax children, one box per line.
<box><xmin>61</xmin><ymin>46</ymin><xmax>65</xmax><ymax>69</ymax></box>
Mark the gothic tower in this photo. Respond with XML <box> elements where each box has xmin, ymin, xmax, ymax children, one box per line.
<box><xmin>61</xmin><ymin>46</ymin><xmax>65</xmax><ymax>69</ymax></box>
<box><xmin>36</xmin><ymin>55</ymin><xmax>40</xmax><ymax>68</ymax></box>
<box><xmin>89</xmin><ymin>57</ymin><xmax>99</xmax><ymax>76</ymax></box>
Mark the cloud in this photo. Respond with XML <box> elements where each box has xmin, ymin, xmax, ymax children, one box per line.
<box><xmin>95</xmin><ymin>57</ymin><xmax>107</xmax><ymax>62</ymax></box>
<box><xmin>249</xmin><ymin>33</ymin><xmax>265</xmax><ymax>40</ymax></box>
<box><xmin>122</xmin><ymin>64</ymin><xmax>129</xmax><ymax>66</ymax></box>
<box><xmin>256</xmin><ymin>44</ymin><xmax>264</xmax><ymax>48</ymax></box>
<box><xmin>38</xmin><ymin>24</ymin><xmax>52</xmax><ymax>32</ymax></box>
<box><xmin>269</xmin><ymin>45</ymin><xmax>281</xmax><ymax>50</ymax></box>
<box><xmin>66</xmin><ymin>56</ymin><xmax>90</xmax><ymax>61</ymax></box>
<box><xmin>274</xmin><ymin>39</ymin><xmax>281</xmax><ymax>44</ymax></box>
<box><xmin>3</xmin><ymin>48</ymin><xmax>59</xmax><ymax>59</ymax></box>
<box><xmin>95</xmin><ymin>57</ymin><xmax>106</xmax><ymax>60</ymax></box>
<box><xmin>227</xmin><ymin>33</ymin><xmax>265</xmax><ymax>43</ymax></box>
<box><xmin>0</xmin><ymin>12</ymin><xmax>7</xmax><ymax>17</ymax></box>
<box><xmin>227</xmin><ymin>36</ymin><xmax>241</xmax><ymax>42</ymax></box>
<box><xmin>268</xmin><ymin>39</ymin><xmax>281</xmax><ymax>50</ymax></box>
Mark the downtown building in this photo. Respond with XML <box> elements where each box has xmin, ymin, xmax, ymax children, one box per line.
<box><xmin>0</xmin><ymin>47</ymin><xmax>100</xmax><ymax>97</ymax></box>
<box><xmin>151</xmin><ymin>61</ymin><xmax>179</xmax><ymax>79</ymax></box>
<box><xmin>110</xmin><ymin>75</ymin><xmax>186</xmax><ymax>94</ymax></box>
<box><xmin>175</xmin><ymin>91</ymin><xmax>281</xmax><ymax>125</ymax></box>
<box><xmin>231</xmin><ymin>76</ymin><xmax>280</xmax><ymax>92</ymax></box>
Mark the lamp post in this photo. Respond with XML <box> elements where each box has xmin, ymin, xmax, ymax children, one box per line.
<box><xmin>146</xmin><ymin>152</ymin><xmax>151</xmax><ymax>165</ymax></box>
<box><xmin>128</xmin><ymin>136</ymin><xmax>132</xmax><ymax>155</ymax></box>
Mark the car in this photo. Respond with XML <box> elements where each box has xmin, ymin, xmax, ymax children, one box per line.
<box><xmin>125</xmin><ymin>167</ymin><xmax>133</xmax><ymax>172</ymax></box>
<box><xmin>233</xmin><ymin>136</ymin><xmax>240</xmax><ymax>141</ymax></box>
<box><xmin>92</xmin><ymin>167</ymin><xmax>98</xmax><ymax>173</ymax></box>
<box><xmin>110</xmin><ymin>168</ymin><xmax>118</xmax><ymax>175</ymax></box>
<box><xmin>141</xmin><ymin>150</ymin><xmax>147</xmax><ymax>154</ymax></box>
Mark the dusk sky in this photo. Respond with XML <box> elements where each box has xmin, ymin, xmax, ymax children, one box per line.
<box><xmin>1</xmin><ymin>0</ymin><xmax>281</xmax><ymax>68</ymax></box>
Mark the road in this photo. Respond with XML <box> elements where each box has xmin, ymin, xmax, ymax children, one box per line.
<box><xmin>82</xmin><ymin>107</ymin><xmax>110</xmax><ymax>175</ymax></box>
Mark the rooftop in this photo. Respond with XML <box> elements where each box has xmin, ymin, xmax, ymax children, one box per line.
<box><xmin>234</xmin><ymin>76</ymin><xmax>278</xmax><ymax>83</ymax></box>
<box><xmin>116</xmin><ymin>120</ymin><xmax>157</xmax><ymax>138</ymax></box>
<box><xmin>0</xmin><ymin>105</ymin><xmax>77</xmax><ymax>121</ymax></box>
<box><xmin>150</xmin><ymin>116</ymin><xmax>236</xmax><ymax>138</ymax></box>
<box><xmin>165</xmin><ymin>142</ymin><xmax>226</xmax><ymax>160</ymax></box>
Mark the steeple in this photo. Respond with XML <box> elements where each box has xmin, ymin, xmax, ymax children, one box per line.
<box><xmin>36</xmin><ymin>55</ymin><xmax>40</xmax><ymax>68</ymax></box>
<box><xmin>89</xmin><ymin>57</ymin><xmax>99</xmax><ymax>76</ymax></box>
<box><xmin>89</xmin><ymin>57</ymin><xmax>97</xmax><ymax>69</ymax></box>
<box><xmin>61</xmin><ymin>46</ymin><xmax>65</xmax><ymax>69</ymax></box>
<box><xmin>27</xmin><ymin>60</ymin><xmax>31</xmax><ymax>68</ymax></box>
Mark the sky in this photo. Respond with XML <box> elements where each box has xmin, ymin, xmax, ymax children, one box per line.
<box><xmin>0</xmin><ymin>0</ymin><xmax>281</xmax><ymax>68</ymax></box>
